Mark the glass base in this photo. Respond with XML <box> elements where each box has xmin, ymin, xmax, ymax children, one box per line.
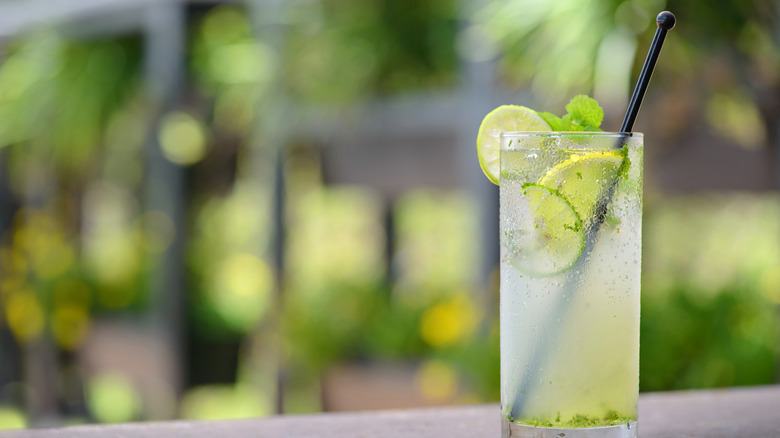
<box><xmin>502</xmin><ymin>419</ymin><xmax>637</xmax><ymax>438</ymax></box>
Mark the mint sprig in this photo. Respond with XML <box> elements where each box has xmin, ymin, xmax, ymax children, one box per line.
<box><xmin>537</xmin><ymin>95</ymin><xmax>604</xmax><ymax>131</ymax></box>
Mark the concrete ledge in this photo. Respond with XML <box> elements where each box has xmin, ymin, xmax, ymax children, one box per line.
<box><xmin>2</xmin><ymin>385</ymin><xmax>779</xmax><ymax>437</ymax></box>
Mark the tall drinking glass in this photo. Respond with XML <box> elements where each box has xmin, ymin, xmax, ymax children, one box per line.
<box><xmin>499</xmin><ymin>132</ymin><xmax>643</xmax><ymax>438</ymax></box>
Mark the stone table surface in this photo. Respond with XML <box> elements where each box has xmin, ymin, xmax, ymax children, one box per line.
<box><xmin>1</xmin><ymin>385</ymin><xmax>778</xmax><ymax>437</ymax></box>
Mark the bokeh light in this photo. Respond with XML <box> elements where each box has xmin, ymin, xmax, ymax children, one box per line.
<box><xmin>179</xmin><ymin>384</ymin><xmax>271</xmax><ymax>421</ymax></box>
<box><xmin>158</xmin><ymin>112</ymin><xmax>209</xmax><ymax>166</ymax></box>
<box><xmin>4</xmin><ymin>290</ymin><xmax>44</xmax><ymax>344</ymax></box>
<box><xmin>86</xmin><ymin>373</ymin><xmax>141</xmax><ymax>424</ymax></box>
<box><xmin>208</xmin><ymin>253</ymin><xmax>273</xmax><ymax>332</ymax></box>
<box><xmin>419</xmin><ymin>294</ymin><xmax>479</xmax><ymax>348</ymax></box>
<box><xmin>0</xmin><ymin>406</ymin><xmax>27</xmax><ymax>430</ymax></box>
<box><xmin>415</xmin><ymin>360</ymin><xmax>459</xmax><ymax>402</ymax></box>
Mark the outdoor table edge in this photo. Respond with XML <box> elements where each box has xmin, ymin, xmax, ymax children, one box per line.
<box><xmin>1</xmin><ymin>384</ymin><xmax>778</xmax><ymax>437</ymax></box>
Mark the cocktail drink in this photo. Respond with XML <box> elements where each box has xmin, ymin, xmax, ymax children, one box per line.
<box><xmin>499</xmin><ymin>132</ymin><xmax>642</xmax><ymax>438</ymax></box>
<box><xmin>478</xmin><ymin>15</ymin><xmax>672</xmax><ymax>435</ymax></box>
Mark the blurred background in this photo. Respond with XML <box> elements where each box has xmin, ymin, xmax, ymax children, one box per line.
<box><xmin>0</xmin><ymin>0</ymin><xmax>778</xmax><ymax>429</ymax></box>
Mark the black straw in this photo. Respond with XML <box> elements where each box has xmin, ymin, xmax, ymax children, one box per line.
<box><xmin>620</xmin><ymin>11</ymin><xmax>676</xmax><ymax>132</ymax></box>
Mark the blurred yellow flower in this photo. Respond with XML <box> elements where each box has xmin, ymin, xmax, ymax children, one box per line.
<box><xmin>4</xmin><ymin>291</ymin><xmax>45</xmax><ymax>343</ymax></box>
<box><xmin>419</xmin><ymin>294</ymin><xmax>478</xmax><ymax>347</ymax></box>
<box><xmin>415</xmin><ymin>360</ymin><xmax>458</xmax><ymax>402</ymax></box>
<box><xmin>0</xmin><ymin>248</ymin><xmax>28</xmax><ymax>278</ymax></box>
<box><xmin>31</xmin><ymin>237</ymin><xmax>74</xmax><ymax>279</ymax></box>
<box><xmin>52</xmin><ymin>305</ymin><xmax>90</xmax><ymax>350</ymax></box>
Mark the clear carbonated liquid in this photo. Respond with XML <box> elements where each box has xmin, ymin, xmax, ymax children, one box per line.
<box><xmin>499</xmin><ymin>135</ymin><xmax>642</xmax><ymax>436</ymax></box>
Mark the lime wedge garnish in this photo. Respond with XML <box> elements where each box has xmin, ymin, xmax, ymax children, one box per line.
<box><xmin>476</xmin><ymin>105</ymin><xmax>551</xmax><ymax>185</ymax></box>
<box><xmin>539</xmin><ymin>151</ymin><xmax>625</xmax><ymax>226</ymax></box>
<box><xmin>506</xmin><ymin>183</ymin><xmax>585</xmax><ymax>277</ymax></box>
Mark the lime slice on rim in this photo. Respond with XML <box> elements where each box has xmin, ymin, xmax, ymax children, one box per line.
<box><xmin>506</xmin><ymin>183</ymin><xmax>585</xmax><ymax>277</ymax></box>
<box><xmin>539</xmin><ymin>150</ymin><xmax>625</xmax><ymax>226</ymax></box>
<box><xmin>476</xmin><ymin>105</ymin><xmax>551</xmax><ymax>185</ymax></box>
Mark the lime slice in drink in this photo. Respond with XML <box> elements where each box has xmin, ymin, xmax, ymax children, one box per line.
<box><xmin>476</xmin><ymin>106</ymin><xmax>551</xmax><ymax>185</ymax></box>
<box><xmin>506</xmin><ymin>183</ymin><xmax>585</xmax><ymax>277</ymax></box>
<box><xmin>539</xmin><ymin>150</ymin><xmax>625</xmax><ymax>226</ymax></box>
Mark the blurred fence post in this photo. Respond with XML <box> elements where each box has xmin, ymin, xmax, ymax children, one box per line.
<box><xmin>247</xmin><ymin>0</ymin><xmax>289</xmax><ymax>415</ymax></box>
<box><xmin>142</xmin><ymin>0</ymin><xmax>187</xmax><ymax>397</ymax></box>
<box><xmin>772</xmin><ymin>0</ymin><xmax>780</xmax><ymax>384</ymax></box>
<box><xmin>456</xmin><ymin>0</ymin><xmax>499</xmax><ymax>316</ymax></box>
<box><xmin>0</xmin><ymin>151</ymin><xmax>23</xmax><ymax>413</ymax></box>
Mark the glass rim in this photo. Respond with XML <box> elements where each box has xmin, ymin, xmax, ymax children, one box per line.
<box><xmin>500</xmin><ymin>131</ymin><xmax>643</xmax><ymax>139</ymax></box>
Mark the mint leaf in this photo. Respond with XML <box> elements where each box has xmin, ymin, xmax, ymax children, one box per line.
<box><xmin>534</xmin><ymin>95</ymin><xmax>605</xmax><ymax>132</ymax></box>
<box><xmin>537</xmin><ymin>112</ymin><xmax>564</xmax><ymax>131</ymax></box>
<box><xmin>537</xmin><ymin>109</ymin><xmax>598</xmax><ymax>131</ymax></box>
<box><xmin>565</xmin><ymin>95</ymin><xmax>604</xmax><ymax>131</ymax></box>
<box><xmin>559</xmin><ymin>114</ymin><xmax>575</xmax><ymax>131</ymax></box>
<box><xmin>617</xmin><ymin>144</ymin><xmax>631</xmax><ymax>179</ymax></box>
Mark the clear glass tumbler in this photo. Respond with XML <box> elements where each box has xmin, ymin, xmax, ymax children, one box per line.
<box><xmin>499</xmin><ymin>132</ymin><xmax>643</xmax><ymax>438</ymax></box>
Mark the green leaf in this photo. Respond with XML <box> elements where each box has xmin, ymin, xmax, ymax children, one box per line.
<box><xmin>537</xmin><ymin>111</ymin><xmax>564</xmax><ymax>130</ymax></box>
<box><xmin>617</xmin><ymin>144</ymin><xmax>631</xmax><ymax>179</ymax></box>
<box><xmin>534</xmin><ymin>95</ymin><xmax>605</xmax><ymax>132</ymax></box>
<box><xmin>565</xmin><ymin>95</ymin><xmax>604</xmax><ymax>130</ymax></box>
<box><xmin>559</xmin><ymin>114</ymin><xmax>576</xmax><ymax>131</ymax></box>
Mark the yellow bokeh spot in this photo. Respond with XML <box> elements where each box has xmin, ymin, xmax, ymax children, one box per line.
<box><xmin>52</xmin><ymin>305</ymin><xmax>90</xmax><ymax>350</ymax></box>
<box><xmin>210</xmin><ymin>253</ymin><xmax>274</xmax><ymax>331</ymax></box>
<box><xmin>158</xmin><ymin>112</ymin><xmax>208</xmax><ymax>166</ymax></box>
<box><xmin>85</xmin><ymin>224</ymin><xmax>141</xmax><ymax>310</ymax></box>
<box><xmin>419</xmin><ymin>294</ymin><xmax>478</xmax><ymax>347</ymax></box>
<box><xmin>0</xmin><ymin>248</ymin><xmax>28</xmax><ymax>278</ymax></box>
<box><xmin>4</xmin><ymin>291</ymin><xmax>45</xmax><ymax>343</ymax></box>
<box><xmin>89</xmin><ymin>232</ymin><xmax>140</xmax><ymax>286</ymax></box>
<box><xmin>217</xmin><ymin>253</ymin><xmax>272</xmax><ymax>298</ymax></box>
<box><xmin>10</xmin><ymin>210</ymin><xmax>74</xmax><ymax>279</ymax></box>
<box><xmin>208</xmin><ymin>42</ymin><xmax>275</xmax><ymax>85</ymax></box>
<box><xmin>87</xmin><ymin>373</ymin><xmax>141</xmax><ymax>424</ymax></box>
<box><xmin>415</xmin><ymin>360</ymin><xmax>458</xmax><ymax>402</ymax></box>
<box><xmin>0</xmin><ymin>406</ymin><xmax>27</xmax><ymax>430</ymax></box>
<box><xmin>31</xmin><ymin>237</ymin><xmax>74</xmax><ymax>279</ymax></box>
<box><xmin>180</xmin><ymin>384</ymin><xmax>271</xmax><ymax>421</ymax></box>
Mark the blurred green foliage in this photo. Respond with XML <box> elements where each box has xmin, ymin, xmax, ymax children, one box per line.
<box><xmin>188</xmin><ymin>182</ymin><xmax>274</xmax><ymax>337</ymax></box>
<box><xmin>283</xmin><ymin>184</ymin><xmax>386</xmax><ymax>370</ymax></box>
<box><xmin>471</xmin><ymin>0</ymin><xmax>668</xmax><ymax>103</ymax></box>
<box><xmin>0</xmin><ymin>34</ymin><xmax>140</xmax><ymax>170</ymax></box>
<box><xmin>471</xmin><ymin>0</ymin><xmax>780</xmax><ymax>135</ymax></box>
<box><xmin>641</xmin><ymin>195</ymin><xmax>780</xmax><ymax>391</ymax></box>
<box><xmin>283</xmin><ymin>0</ymin><xmax>457</xmax><ymax>102</ymax></box>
